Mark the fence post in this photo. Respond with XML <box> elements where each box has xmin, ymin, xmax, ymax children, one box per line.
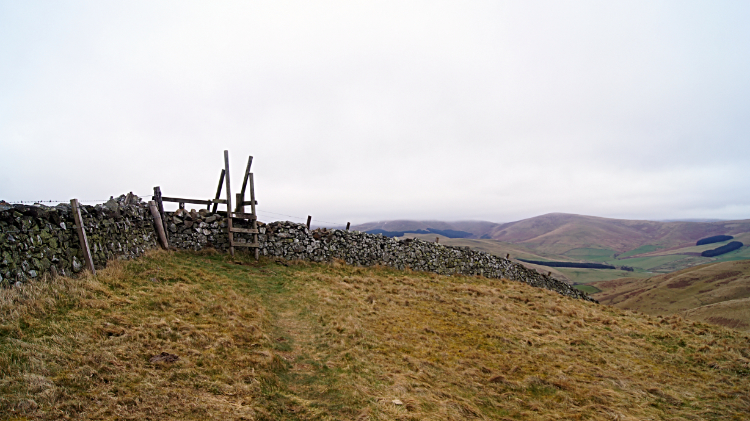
<box><xmin>149</xmin><ymin>201</ymin><xmax>170</xmax><ymax>249</ymax></box>
<box><xmin>224</xmin><ymin>150</ymin><xmax>235</xmax><ymax>257</ymax></box>
<box><xmin>70</xmin><ymin>199</ymin><xmax>96</xmax><ymax>275</ymax></box>
<box><xmin>153</xmin><ymin>186</ymin><xmax>168</xmax><ymax>239</ymax></box>
<box><xmin>346</xmin><ymin>222</ymin><xmax>350</xmax><ymax>231</ymax></box>
<box><xmin>306</xmin><ymin>215</ymin><xmax>312</xmax><ymax>229</ymax></box>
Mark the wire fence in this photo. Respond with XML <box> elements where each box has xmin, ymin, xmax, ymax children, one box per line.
<box><xmin>5</xmin><ymin>199</ymin><xmax>352</xmax><ymax>228</ymax></box>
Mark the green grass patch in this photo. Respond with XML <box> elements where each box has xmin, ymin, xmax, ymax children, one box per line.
<box><xmin>563</xmin><ymin>248</ymin><xmax>617</xmax><ymax>262</ymax></box>
<box><xmin>574</xmin><ymin>284</ymin><xmax>602</xmax><ymax>294</ymax></box>
<box><xmin>618</xmin><ymin>245</ymin><xmax>663</xmax><ymax>259</ymax></box>
<box><xmin>557</xmin><ymin>268</ymin><xmax>651</xmax><ymax>284</ymax></box>
<box><xmin>616</xmin><ymin>254</ymin><xmax>688</xmax><ymax>271</ymax></box>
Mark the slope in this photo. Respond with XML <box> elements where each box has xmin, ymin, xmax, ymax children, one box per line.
<box><xmin>351</xmin><ymin>220</ymin><xmax>499</xmax><ymax>239</ymax></box>
<box><xmin>352</xmin><ymin>216</ymin><xmax>750</xmax><ymax>283</ymax></box>
<box><xmin>592</xmin><ymin>260</ymin><xmax>750</xmax><ymax>331</ymax></box>
<box><xmin>2</xmin><ymin>251</ymin><xmax>749</xmax><ymax>420</ymax></box>
<box><xmin>487</xmin><ymin>213</ymin><xmax>750</xmax><ymax>255</ymax></box>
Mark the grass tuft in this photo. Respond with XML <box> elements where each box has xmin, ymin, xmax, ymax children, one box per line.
<box><xmin>1</xmin><ymin>250</ymin><xmax>749</xmax><ymax>420</ymax></box>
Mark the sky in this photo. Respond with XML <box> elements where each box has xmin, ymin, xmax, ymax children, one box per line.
<box><xmin>2</xmin><ymin>1</ymin><xmax>750</xmax><ymax>226</ymax></box>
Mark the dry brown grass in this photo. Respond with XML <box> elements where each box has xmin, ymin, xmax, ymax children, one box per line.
<box><xmin>593</xmin><ymin>259</ymin><xmax>750</xmax><ymax>331</ymax></box>
<box><xmin>2</xmin><ymin>251</ymin><xmax>749</xmax><ymax>420</ymax></box>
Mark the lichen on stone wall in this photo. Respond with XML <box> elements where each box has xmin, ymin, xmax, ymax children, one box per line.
<box><xmin>1</xmin><ymin>197</ymin><xmax>595</xmax><ymax>302</ymax></box>
<box><xmin>0</xmin><ymin>195</ymin><xmax>158</xmax><ymax>286</ymax></box>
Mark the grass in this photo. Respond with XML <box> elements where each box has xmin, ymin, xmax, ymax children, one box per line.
<box><xmin>556</xmin><ymin>268</ymin><xmax>651</xmax><ymax>285</ymax></box>
<box><xmin>2</xmin><ymin>250</ymin><xmax>750</xmax><ymax>420</ymax></box>
<box><xmin>592</xmin><ymin>259</ymin><xmax>750</xmax><ymax>331</ymax></box>
<box><xmin>615</xmin><ymin>254</ymin><xmax>689</xmax><ymax>271</ymax></box>
<box><xmin>572</xmin><ymin>284</ymin><xmax>601</xmax><ymax>294</ymax></box>
<box><xmin>562</xmin><ymin>248</ymin><xmax>616</xmax><ymax>263</ymax></box>
<box><xmin>617</xmin><ymin>245</ymin><xmax>662</xmax><ymax>259</ymax></box>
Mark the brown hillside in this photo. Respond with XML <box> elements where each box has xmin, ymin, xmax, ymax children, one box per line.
<box><xmin>3</xmin><ymin>251</ymin><xmax>750</xmax><ymax>420</ymax></box>
<box><xmin>488</xmin><ymin>213</ymin><xmax>750</xmax><ymax>254</ymax></box>
<box><xmin>593</xmin><ymin>260</ymin><xmax>750</xmax><ymax>331</ymax></box>
<box><xmin>351</xmin><ymin>220</ymin><xmax>499</xmax><ymax>237</ymax></box>
<box><xmin>352</xmin><ymin>215</ymin><xmax>750</xmax><ymax>257</ymax></box>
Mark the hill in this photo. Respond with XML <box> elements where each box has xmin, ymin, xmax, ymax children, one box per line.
<box><xmin>486</xmin><ymin>213</ymin><xmax>750</xmax><ymax>255</ymax></box>
<box><xmin>592</xmin><ymin>260</ymin><xmax>750</xmax><ymax>331</ymax></box>
<box><xmin>2</xmin><ymin>251</ymin><xmax>749</xmax><ymax>420</ymax></box>
<box><xmin>352</xmin><ymin>220</ymin><xmax>500</xmax><ymax>239</ymax></box>
<box><xmin>354</xmin><ymin>215</ymin><xmax>750</xmax><ymax>284</ymax></box>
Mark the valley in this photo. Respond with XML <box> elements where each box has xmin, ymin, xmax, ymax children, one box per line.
<box><xmin>354</xmin><ymin>214</ymin><xmax>750</xmax><ymax>289</ymax></box>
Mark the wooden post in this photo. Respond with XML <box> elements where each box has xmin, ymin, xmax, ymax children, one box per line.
<box><xmin>149</xmin><ymin>201</ymin><xmax>169</xmax><ymax>249</ymax></box>
<box><xmin>306</xmin><ymin>215</ymin><xmax>311</xmax><ymax>229</ymax></box>
<box><xmin>153</xmin><ymin>186</ymin><xmax>168</xmax><ymax>238</ymax></box>
<box><xmin>239</xmin><ymin>156</ymin><xmax>253</xmax><ymax>199</ymax></box>
<box><xmin>346</xmin><ymin>222</ymin><xmax>350</xmax><ymax>231</ymax></box>
<box><xmin>506</xmin><ymin>253</ymin><xmax>510</xmax><ymax>259</ymax></box>
<box><xmin>211</xmin><ymin>169</ymin><xmax>225</xmax><ymax>212</ymax></box>
<box><xmin>224</xmin><ymin>150</ymin><xmax>235</xmax><ymax>257</ymax></box>
<box><xmin>436</xmin><ymin>237</ymin><xmax>439</xmax><ymax>244</ymax></box>
<box><xmin>70</xmin><ymin>199</ymin><xmax>96</xmax><ymax>275</ymax></box>
<box><xmin>247</xmin><ymin>172</ymin><xmax>259</xmax><ymax>260</ymax></box>
<box><xmin>235</xmin><ymin>193</ymin><xmax>243</xmax><ymax>213</ymax></box>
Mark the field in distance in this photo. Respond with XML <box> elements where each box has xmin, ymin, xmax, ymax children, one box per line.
<box><xmin>2</xmin><ymin>250</ymin><xmax>749</xmax><ymax>420</ymax></box>
<box><xmin>592</xmin><ymin>259</ymin><xmax>750</xmax><ymax>331</ymax></box>
<box><xmin>355</xmin><ymin>215</ymin><xmax>750</xmax><ymax>287</ymax></box>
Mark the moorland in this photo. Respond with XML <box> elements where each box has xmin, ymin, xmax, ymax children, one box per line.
<box><xmin>354</xmin><ymin>214</ymin><xmax>750</xmax><ymax>288</ymax></box>
<box><xmin>2</xmin><ymin>250</ymin><xmax>749</xmax><ymax>420</ymax></box>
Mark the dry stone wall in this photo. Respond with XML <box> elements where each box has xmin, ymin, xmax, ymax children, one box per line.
<box><xmin>1</xmin><ymin>198</ymin><xmax>595</xmax><ymax>302</ymax></box>
<box><xmin>164</xmin><ymin>213</ymin><xmax>595</xmax><ymax>302</ymax></box>
<box><xmin>0</xmin><ymin>195</ymin><xmax>158</xmax><ymax>286</ymax></box>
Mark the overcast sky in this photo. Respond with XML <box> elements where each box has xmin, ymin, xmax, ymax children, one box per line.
<box><xmin>2</xmin><ymin>1</ymin><xmax>749</xmax><ymax>225</ymax></box>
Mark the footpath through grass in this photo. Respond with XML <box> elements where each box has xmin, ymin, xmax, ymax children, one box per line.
<box><xmin>2</xmin><ymin>250</ymin><xmax>750</xmax><ymax>420</ymax></box>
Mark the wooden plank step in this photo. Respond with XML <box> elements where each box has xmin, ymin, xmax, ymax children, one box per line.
<box><xmin>162</xmin><ymin>197</ymin><xmax>227</xmax><ymax>205</ymax></box>
<box><xmin>231</xmin><ymin>242</ymin><xmax>260</xmax><ymax>248</ymax></box>
<box><xmin>230</xmin><ymin>227</ymin><xmax>259</xmax><ymax>234</ymax></box>
<box><xmin>231</xmin><ymin>212</ymin><xmax>257</xmax><ymax>220</ymax></box>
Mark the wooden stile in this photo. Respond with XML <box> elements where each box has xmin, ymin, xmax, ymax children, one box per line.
<box><xmin>70</xmin><ymin>199</ymin><xmax>96</xmax><ymax>275</ymax></box>
<box><xmin>211</xmin><ymin>169</ymin><xmax>225</xmax><ymax>213</ymax></box>
<box><xmin>155</xmin><ymin>150</ymin><xmax>261</xmax><ymax>260</ymax></box>
<box><xmin>224</xmin><ymin>150</ymin><xmax>235</xmax><ymax>257</ymax></box>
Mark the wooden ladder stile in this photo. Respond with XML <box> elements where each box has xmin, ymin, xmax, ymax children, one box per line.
<box><xmin>224</xmin><ymin>151</ymin><xmax>261</xmax><ymax>259</ymax></box>
<box><xmin>154</xmin><ymin>151</ymin><xmax>261</xmax><ymax>260</ymax></box>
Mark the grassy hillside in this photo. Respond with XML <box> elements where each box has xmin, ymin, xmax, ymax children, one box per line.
<box><xmin>487</xmin><ymin>213</ymin><xmax>750</xmax><ymax>255</ymax></box>
<box><xmin>351</xmin><ymin>220</ymin><xmax>499</xmax><ymax>239</ymax></box>
<box><xmin>2</xmin><ymin>251</ymin><xmax>750</xmax><ymax>420</ymax></box>
<box><xmin>352</xmin><ymin>216</ymin><xmax>750</xmax><ymax>285</ymax></box>
<box><xmin>592</xmin><ymin>260</ymin><xmax>750</xmax><ymax>331</ymax></box>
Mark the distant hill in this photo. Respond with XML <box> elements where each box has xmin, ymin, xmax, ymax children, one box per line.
<box><xmin>592</xmin><ymin>260</ymin><xmax>750</xmax><ymax>331</ymax></box>
<box><xmin>351</xmin><ymin>220</ymin><xmax>500</xmax><ymax>238</ymax></box>
<box><xmin>485</xmin><ymin>213</ymin><xmax>750</xmax><ymax>255</ymax></box>
<box><xmin>354</xmin><ymin>214</ymin><xmax>750</xmax><ymax>255</ymax></box>
<box><xmin>353</xmin><ymin>215</ymin><xmax>750</xmax><ymax>284</ymax></box>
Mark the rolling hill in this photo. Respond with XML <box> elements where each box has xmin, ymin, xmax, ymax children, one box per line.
<box><xmin>354</xmin><ymin>215</ymin><xmax>750</xmax><ymax>284</ymax></box>
<box><xmin>592</xmin><ymin>259</ymin><xmax>750</xmax><ymax>331</ymax></box>
<box><xmin>354</xmin><ymin>214</ymin><xmax>750</xmax><ymax>255</ymax></box>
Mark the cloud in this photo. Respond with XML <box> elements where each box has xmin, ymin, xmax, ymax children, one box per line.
<box><xmin>2</xmin><ymin>1</ymin><xmax>749</xmax><ymax>223</ymax></box>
